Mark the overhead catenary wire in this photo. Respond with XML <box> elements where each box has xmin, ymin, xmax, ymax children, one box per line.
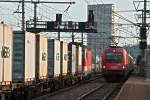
<box><xmin>40</xmin><ymin>3</ymin><xmax>75</xmax><ymax>20</ymax></box>
<box><xmin>97</xmin><ymin>0</ymin><xmax>104</xmax><ymax>4</ymax></box>
<box><xmin>84</xmin><ymin>0</ymin><xmax>89</xmax><ymax>4</ymax></box>
<box><xmin>116</xmin><ymin>27</ymin><xmax>138</xmax><ymax>38</ymax></box>
<box><xmin>37</xmin><ymin>5</ymin><xmax>53</xmax><ymax>20</ymax></box>
<box><xmin>113</xmin><ymin>11</ymin><xmax>139</xmax><ymax>27</ymax></box>
<box><xmin>0</xmin><ymin>3</ymin><xmax>22</xmax><ymax>28</ymax></box>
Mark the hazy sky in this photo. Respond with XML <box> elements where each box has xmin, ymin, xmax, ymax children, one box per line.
<box><xmin>0</xmin><ymin>0</ymin><xmax>149</xmax><ymax>44</ymax></box>
<box><xmin>62</xmin><ymin>0</ymin><xmax>136</xmax><ymax>21</ymax></box>
<box><xmin>0</xmin><ymin>0</ymin><xmax>138</xmax><ymax>27</ymax></box>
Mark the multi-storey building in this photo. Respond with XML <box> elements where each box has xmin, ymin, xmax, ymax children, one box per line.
<box><xmin>87</xmin><ymin>4</ymin><xmax>119</xmax><ymax>68</ymax></box>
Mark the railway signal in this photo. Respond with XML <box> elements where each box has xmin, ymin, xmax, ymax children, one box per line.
<box><xmin>140</xmin><ymin>27</ymin><xmax>146</xmax><ymax>40</ymax></box>
<box><xmin>139</xmin><ymin>26</ymin><xmax>147</xmax><ymax>49</ymax></box>
<box><xmin>26</xmin><ymin>12</ymin><xmax>97</xmax><ymax>33</ymax></box>
<box><xmin>139</xmin><ymin>41</ymin><xmax>147</xmax><ymax>49</ymax></box>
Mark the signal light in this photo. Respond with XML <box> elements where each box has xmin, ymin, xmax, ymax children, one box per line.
<box><xmin>56</xmin><ymin>14</ymin><xmax>62</xmax><ymax>25</ymax></box>
<box><xmin>140</xmin><ymin>27</ymin><xmax>146</xmax><ymax>40</ymax></box>
<box><xmin>103</xmin><ymin>66</ymin><xmax>106</xmax><ymax>69</ymax></box>
<box><xmin>139</xmin><ymin>41</ymin><xmax>147</xmax><ymax>49</ymax></box>
<box><xmin>123</xmin><ymin>66</ymin><xmax>125</xmax><ymax>69</ymax></box>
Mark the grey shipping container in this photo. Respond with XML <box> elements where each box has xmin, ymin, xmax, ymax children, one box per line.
<box><xmin>68</xmin><ymin>43</ymin><xmax>77</xmax><ymax>74</ymax></box>
<box><xmin>76</xmin><ymin>45</ymin><xmax>82</xmax><ymax>74</ymax></box>
<box><xmin>60</xmin><ymin>41</ymin><xmax>68</xmax><ymax>76</ymax></box>
<box><xmin>36</xmin><ymin>34</ymin><xmax>48</xmax><ymax>80</ymax></box>
<box><xmin>13</xmin><ymin>31</ymin><xmax>36</xmax><ymax>83</ymax></box>
<box><xmin>48</xmin><ymin>39</ymin><xmax>60</xmax><ymax>77</ymax></box>
<box><xmin>0</xmin><ymin>22</ymin><xmax>13</xmax><ymax>85</ymax></box>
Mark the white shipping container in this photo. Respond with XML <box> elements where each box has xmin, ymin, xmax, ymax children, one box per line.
<box><xmin>48</xmin><ymin>39</ymin><xmax>61</xmax><ymax>77</ymax></box>
<box><xmin>13</xmin><ymin>31</ymin><xmax>36</xmax><ymax>82</ymax></box>
<box><xmin>60</xmin><ymin>41</ymin><xmax>68</xmax><ymax>75</ymax></box>
<box><xmin>77</xmin><ymin>45</ymin><xmax>82</xmax><ymax>74</ymax></box>
<box><xmin>0</xmin><ymin>22</ymin><xmax>13</xmax><ymax>84</ymax></box>
<box><xmin>68</xmin><ymin>43</ymin><xmax>76</xmax><ymax>74</ymax></box>
<box><xmin>36</xmin><ymin>35</ymin><xmax>48</xmax><ymax>79</ymax></box>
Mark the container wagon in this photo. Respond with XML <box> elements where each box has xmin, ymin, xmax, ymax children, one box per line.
<box><xmin>0</xmin><ymin>31</ymin><xmax>95</xmax><ymax>100</ymax></box>
<box><xmin>76</xmin><ymin>44</ymin><xmax>82</xmax><ymax>75</ymax></box>
<box><xmin>13</xmin><ymin>31</ymin><xmax>36</xmax><ymax>83</ymax></box>
<box><xmin>0</xmin><ymin>22</ymin><xmax>13</xmax><ymax>87</ymax></box>
<box><xmin>68</xmin><ymin>43</ymin><xmax>77</xmax><ymax>75</ymax></box>
<box><xmin>60</xmin><ymin>41</ymin><xmax>68</xmax><ymax>76</ymax></box>
<box><xmin>36</xmin><ymin>34</ymin><xmax>48</xmax><ymax>81</ymax></box>
<box><xmin>48</xmin><ymin>39</ymin><xmax>61</xmax><ymax>77</ymax></box>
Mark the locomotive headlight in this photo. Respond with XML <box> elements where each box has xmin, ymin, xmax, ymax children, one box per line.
<box><xmin>103</xmin><ymin>66</ymin><xmax>106</xmax><ymax>69</ymax></box>
<box><xmin>123</xmin><ymin>66</ymin><xmax>125</xmax><ymax>69</ymax></box>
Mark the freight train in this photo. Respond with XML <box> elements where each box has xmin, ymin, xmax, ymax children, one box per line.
<box><xmin>0</xmin><ymin>22</ymin><xmax>93</xmax><ymax>99</ymax></box>
<box><xmin>101</xmin><ymin>46</ymin><xmax>134</xmax><ymax>80</ymax></box>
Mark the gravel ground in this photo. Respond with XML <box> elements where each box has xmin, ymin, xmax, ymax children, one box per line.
<box><xmin>35</xmin><ymin>78</ymin><xmax>105</xmax><ymax>100</ymax></box>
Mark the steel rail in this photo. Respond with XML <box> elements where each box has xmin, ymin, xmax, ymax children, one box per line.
<box><xmin>102</xmin><ymin>83</ymin><xmax>121</xmax><ymax>100</ymax></box>
<box><xmin>75</xmin><ymin>83</ymin><xmax>107</xmax><ymax>100</ymax></box>
<box><xmin>34</xmin><ymin>73</ymin><xmax>103</xmax><ymax>100</ymax></box>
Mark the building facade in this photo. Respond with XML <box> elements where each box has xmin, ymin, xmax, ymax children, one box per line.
<box><xmin>87</xmin><ymin>4</ymin><xmax>119</xmax><ymax>68</ymax></box>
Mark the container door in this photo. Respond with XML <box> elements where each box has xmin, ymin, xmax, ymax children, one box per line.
<box><xmin>36</xmin><ymin>35</ymin><xmax>48</xmax><ymax>79</ymax></box>
<box><xmin>39</xmin><ymin>35</ymin><xmax>48</xmax><ymax>79</ymax></box>
<box><xmin>0</xmin><ymin>23</ymin><xmax>12</xmax><ymax>83</ymax></box>
<box><xmin>48</xmin><ymin>40</ymin><xmax>54</xmax><ymax>77</ymax></box>
<box><xmin>62</xmin><ymin>42</ymin><xmax>68</xmax><ymax>75</ymax></box>
<box><xmin>25</xmin><ymin>32</ymin><xmax>36</xmax><ymax>82</ymax></box>
<box><xmin>78</xmin><ymin>46</ymin><xmax>82</xmax><ymax>73</ymax></box>
<box><xmin>3</xmin><ymin>25</ymin><xmax>12</xmax><ymax>82</ymax></box>
<box><xmin>54</xmin><ymin>40</ymin><xmax>60</xmax><ymax>76</ymax></box>
<box><xmin>72</xmin><ymin>45</ymin><xmax>76</xmax><ymax>74</ymax></box>
<box><xmin>13</xmin><ymin>32</ymin><xmax>25</xmax><ymax>82</ymax></box>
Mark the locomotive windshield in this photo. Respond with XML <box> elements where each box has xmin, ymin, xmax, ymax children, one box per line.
<box><xmin>105</xmin><ymin>52</ymin><xmax>122</xmax><ymax>63</ymax></box>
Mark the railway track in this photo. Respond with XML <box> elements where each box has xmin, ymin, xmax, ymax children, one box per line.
<box><xmin>34</xmin><ymin>73</ymin><xmax>104</xmax><ymax>100</ymax></box>
<box><xmin>34</xmin><ymin>73</ymin><xmax>125</xmax><ymax>100</ymax></box>
<box><xmin>76</xmin><ymin>83</ymin><xmax>122</xmax><ymax>100</ymax></box>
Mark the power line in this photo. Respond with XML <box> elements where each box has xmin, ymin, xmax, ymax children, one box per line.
<box><xmin>41</xmin><ymin>3</ymin><xmax>64</xmax><ymax>13</ymax></box>
<box><xmin>117</xmin><ymin>27</ymin><xmax>138</xmax><ymax>37</ymax></box>
<box><xmin>40</xmin><ymin>3</ymin><xmax>76</xmax><ymax>20</ymax></box>
<box><xmin>0</xmin><ymin>0</ymin><xmax>75</xmax><ymax>30</ymax></box>
<box><xmin>98</xmin><ymin>0</ymin><xmax>104</xmax><ymax>4</ymax></box>
<box><xmin>84</xmin><ymin>0</ymin><xmax>89</xmax><ymax>4</ymax></box>
<box><xmin>113</xmin><ymin>11</ymin><xmax>139</xmax><ymax>27</ymax></box>
<box><xmin>115</xmin><ymin>10</ymin><xmax>137</xmax><ymax>12</ymax></box>
<box><xmin>38</xmin><ymin>6</ymin><xmax>53</xmax><ymax>20</ymax></box>
<box><xmin>94</xmin><ymin>0</ymin><xmax>98</xmax><ymax>4</ymax></box>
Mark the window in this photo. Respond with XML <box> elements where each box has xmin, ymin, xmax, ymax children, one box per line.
<box><xmin>106</xmin><ymin>52</ymin><xmax>122</xmax><ymax>63</ymax></box>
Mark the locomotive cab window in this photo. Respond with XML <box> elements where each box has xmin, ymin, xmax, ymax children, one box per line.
<box><xmin>105</xmin><ymin>52</ymin><xmax>122</xmax><ymax>63</ymax></box>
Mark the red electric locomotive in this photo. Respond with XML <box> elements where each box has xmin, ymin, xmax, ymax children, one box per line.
<box><xmin>101</xmin><ymin>46</ymin><xmax>134</xmax><ymax>80</ymax></box>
